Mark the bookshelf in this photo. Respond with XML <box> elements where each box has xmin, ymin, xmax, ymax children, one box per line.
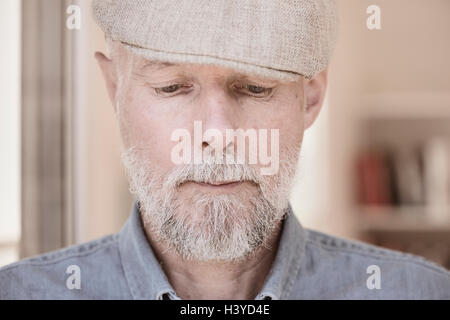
<box><xmin>357</xmin><ymin>92</ymin><xmax>450</xmax><ymax>120</ymax></box>
<box><xmin>355</xmin><ymin>205</ymin><xmax>450</xmax><ymax>232</ymax></box>
<box><xmin>351</xmin><ymin>92</ymin><xmax>450</xmax><ymax>268</ymax></box>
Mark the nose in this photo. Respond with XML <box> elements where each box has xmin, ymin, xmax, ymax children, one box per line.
<box><xmin>196</xmin><ymin>85</ymin><xmax>239</xmax><ymax>156</ymax></box>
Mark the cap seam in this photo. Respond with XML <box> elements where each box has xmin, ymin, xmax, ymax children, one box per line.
<box><xmin>122</xmin><ymin>42</ymin><xmax>307</xmax><ymax>80</ymax></box>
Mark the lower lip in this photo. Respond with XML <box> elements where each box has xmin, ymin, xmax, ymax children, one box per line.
<box><xmin>193</xmin><ymin>181</ymin><xmax>244</xmax><ymax>189</ymax></box>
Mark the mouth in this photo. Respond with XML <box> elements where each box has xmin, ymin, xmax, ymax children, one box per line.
<box><xmin>193</xmin><ymin>181</ymin><xmax>244</xmax><ymax>189</ymax></box>
<box><xmin>178</xmin><ymin>179</ymin><xmax>258</xmax><ymax>191</ymax></box>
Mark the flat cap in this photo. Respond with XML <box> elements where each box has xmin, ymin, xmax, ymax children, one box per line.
<box><xmin>92</xmin><ymin>0</ymin><xmax>338</xmax><ymax>81</ymax></box>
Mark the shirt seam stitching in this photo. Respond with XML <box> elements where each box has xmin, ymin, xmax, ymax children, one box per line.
<box><xmin>118</xmin><ymin>234</ymin><xmax>140</xmax><ymax>300</ymax></box>
<box><xmin>0</xmin><ymin>235</ymin><xmax>119</xmax><ymax>271</ymax></box>
<box><xmin>281</xmin><ymin>242</ymin><xmax>304</xmax><ymax>299</ymax></box>
<box><xmin>279</xmin><ymin>219</ymin><xmax>307</xmax><ymax>299</ymax></box>
<box><xmin>116</xmin><ymin>235</ymin><xmax>137</xmax><ymax>300</ymax></box>
<box><xmin>306</xmin><ymin>239</ymin><xmax>450</xmax><ymax>277</ymax></box>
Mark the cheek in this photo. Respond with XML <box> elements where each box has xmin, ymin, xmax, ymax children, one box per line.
<box><xmin>117</xmin><ymin>89</ymin><xmax>187</xmax><ymax>172</ymax></box>
<box><xmin>281</xmin><ymin>90</ymin><xmax>305</xmax><ymax>146</ymax></box>
<box><xmin>273</xmin><ymin>112</ymin><xmax>304</xmax><ymax>162</ymax></box>
<box><xmin>283</xmin><ymin>103</ymin><xmax>305</xmax><ymax>147</ymax></box>
<box><xmin>256</xmin><ymin>96</ymin><xmax>305</xmax><ymax>150</ymax></box>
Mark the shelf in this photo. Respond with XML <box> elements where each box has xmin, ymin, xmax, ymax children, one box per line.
<box><xmin>354</xmin><ymin>205</ymin><xmax>450</xmax><ymax>232</ymax></box>
<box><xmin>357</xmin><ymin>92</ymin><xmax>450</xmax><ymax>120</ymax></box>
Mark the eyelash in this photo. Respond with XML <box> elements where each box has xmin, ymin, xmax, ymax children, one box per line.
<box><xmin>153</xmin><ymin>83</ymin><xmax>274</xmax><ymax>98</ymax></box>
<box><xmin>154</xmin><ymin>84</ymin><xmax>193</xmax><ymax>96</ymax></box>
<box><xmin>233</xmin><ymin>84</ymin><xmax>274</xmax><ymax>98</ymax></box>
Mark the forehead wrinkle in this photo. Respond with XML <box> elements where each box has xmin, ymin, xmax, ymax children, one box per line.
<box><xmin>129</xmin><ymin>57</ymin><xmax>289</xmax><ymax>86</ymax></box>
<box><xmin>142</xmin><ymin>61</ymin><xmax>176</xmax><ymax>72</ymax></box>
<box><xmin>136</xmin><ymin>60</ymin><xmax>246</xmax><ymax>80</ymax></box>
<box><xmin>131</xmin><ymin>60</ymin><xmax>193</xmax><ymax>80</ymax></box>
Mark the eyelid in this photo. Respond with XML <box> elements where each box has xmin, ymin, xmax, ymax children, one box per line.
<box><xmin>153</xmin><ymin>82</ymin><xmax>194</xmax><ymax>96</ymax></box>
<box><xmin>232</xmin><ymin>79</ymin><xmax>275</xmax><ymax>88</ymax></box>
<box><xmin>232</xmin><ymin>82</ymin><xmax>275</xmax><ymax>97</ymax></box>
<box><xmin>151</xmin><ymin>79</ymin><xmax>191</xmax><ymax>87</ymax></box>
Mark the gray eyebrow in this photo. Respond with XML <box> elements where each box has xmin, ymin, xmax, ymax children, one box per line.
<box><xmin>142</xmin><ymin>61</ymin><xmax>176</xmax><ymax>72</ymax></box>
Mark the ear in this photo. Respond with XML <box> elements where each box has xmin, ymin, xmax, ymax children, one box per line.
<box><xmin>303</xmin><ymin>69</ymin><xmax>328</xmax><ymax>130</ymax></box>
<box><xmin>95</xmin><ymin>51</ymin><xmax>118</xmax><ymax>111</ymax></box>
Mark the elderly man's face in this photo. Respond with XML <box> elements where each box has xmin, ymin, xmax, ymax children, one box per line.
<box><xmin>96</xmin><ymin>42</ymin><xmax>326</xmax><ymax>262</ymax></box>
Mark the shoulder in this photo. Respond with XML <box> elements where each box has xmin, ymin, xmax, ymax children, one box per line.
<box><xmin>0</xmin><ymin>234</ymin><xmax>131</xmax><ymax>299</ymax></box>
<box><xmin>290</xmin><ymin>229</ymin><xmax>450</xmax><ymax>299</ymax></box>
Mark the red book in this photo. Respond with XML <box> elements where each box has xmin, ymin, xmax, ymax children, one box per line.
<box><xmin>356</xmin><ymin>150</ymin><xmax>392</xmax><ymax>206</ymax></box>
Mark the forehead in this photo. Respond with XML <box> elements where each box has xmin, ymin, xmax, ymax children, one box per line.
<box><xmin>140</xmin><ymin>61</ymin><xmax>175</xmax><ymax>72</ymax></box>
<box><xmin>131</xmin><ymin>59</ymin><xmax>287</xmax><ymax>85</ymax></box>
<box><xmin>112</xmin><ymin>41</ymin><xmax>300</xmax><ymax>84</ymax></box>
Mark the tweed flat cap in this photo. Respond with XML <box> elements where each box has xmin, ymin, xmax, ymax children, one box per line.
<box><xmin>92</xmin><ymin>0</ymin><xmax>338</xmax><ymax>81</ymax></box>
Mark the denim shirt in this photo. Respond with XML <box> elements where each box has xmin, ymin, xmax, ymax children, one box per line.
<box><xmin>1</xmin><ymin>201</ymin><xmax>449</xmax><ymax>299</ymax></box>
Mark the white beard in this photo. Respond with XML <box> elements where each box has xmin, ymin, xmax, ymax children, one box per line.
<box><xmin>121</xmin><ymin>146</ymin><xmax>300</xmax><ymax>262</ymax></box>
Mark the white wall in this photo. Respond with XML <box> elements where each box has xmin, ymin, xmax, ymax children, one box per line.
<box><xmin>290</xmin><ymin>95</ymin><xmax>331</xmax><ymax>231</ymax></box>
<box><xmin>0</xmin><ymin>0</ymin><xmax>21</xmax><ymax>266</ymax></box>
<box><xmin>72</xmin><ymin>0</ymin><xmax>133</xmax><ymax>243</ymax></box>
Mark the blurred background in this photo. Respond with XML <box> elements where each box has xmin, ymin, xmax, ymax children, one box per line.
<box><xmin>0</xmin><ymin>0</ymin><xmax>449</xmax><ymax>269</ymax></box>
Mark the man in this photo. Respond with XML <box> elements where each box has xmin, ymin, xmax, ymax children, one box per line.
<box><xmin>1</xmin><ymin>0</ymin><xmax>449</xmax><ymax>300</ymax></box>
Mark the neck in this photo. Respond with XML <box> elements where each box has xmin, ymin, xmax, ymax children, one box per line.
<box><xmin>144</xmin><ymin>218</ymin><xmax>284</xmax><ymax>300</ymax></box>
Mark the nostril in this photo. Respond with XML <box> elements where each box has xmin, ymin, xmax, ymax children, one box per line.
<box><xmin>202</xmin><ymin>141</ymin><xmax>209</xmax><ymax>149</ymax></box>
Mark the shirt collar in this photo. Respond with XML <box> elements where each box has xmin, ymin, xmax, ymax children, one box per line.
<box><xmin>118</xmin><ymin>201</ymin><xmax>306</xmax><ymax>300</ymax></box>
<box><xmin>119</xmin><ymin>201</ymin><xmax>177</xmax><ymax>300</ymax></box>
<box><xmin>255</xmin><ymin>203</ymin><xmax>306</xmax><ymax>300</ymax></box>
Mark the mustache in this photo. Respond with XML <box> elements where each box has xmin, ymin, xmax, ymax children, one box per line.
<box><xmin>121</xmin><ymin>145</ymin><xmax>294</xmax><ymax>192</ymax></box>
<box><xmin>166</xmin><ymin>162</ymin><xmax>263</xmax><ymax>188</ymax></box>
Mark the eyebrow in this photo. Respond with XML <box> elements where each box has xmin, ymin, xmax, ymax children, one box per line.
<box><xmin>142</xmin><ymin>61</ymin><xmax>176</xmax><ymax>72</ymax></box>
<box><xmin>137</xmin><ymin>61</ymin><xmax>280</xmax><ymax>85</ymax></box>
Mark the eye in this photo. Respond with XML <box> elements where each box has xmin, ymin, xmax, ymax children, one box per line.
<box><xmin>247</xmin><ymin>85</ymin><xmax>267</xmax><ymax>94</ymax></box>
<box><xmin>153</xmin><ymin>83</ymin><xmax>193</xmax><ymax>96</ymax></box>
<box><xmin>233</xmin><ymin>83</ymin><xmax>274</xmax><ymax>98</ymax></box>
<box><xmin>160</xmin><ymin>84</ymin><xmax>181</xmax><ymax>93</ymax></box>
